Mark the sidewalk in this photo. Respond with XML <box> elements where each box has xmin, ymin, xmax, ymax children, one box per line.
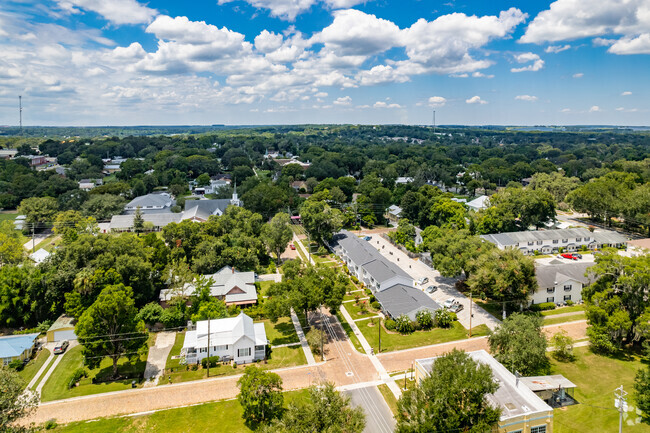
<box><xmin>290</xmin><ymin>308</ymin><xmax>316</xmax><ymax>365</ymax></box>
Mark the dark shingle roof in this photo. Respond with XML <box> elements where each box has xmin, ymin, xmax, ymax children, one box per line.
<box><xmin>535</xmin><ymin>262</ymin><xmax>596</xmax><ymax>288</ymax></box>
<box><xmin>374</xmin><ymin>284</ymin><xmax>440</xmax><ymax>320</ymax></box>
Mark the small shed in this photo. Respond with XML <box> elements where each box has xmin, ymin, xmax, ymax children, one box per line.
<box><xmin>30</xmin><ymin>248</ymin><xmax>51</xmax><ymax>264</ymax></box>
<box><xmin>46</xmin><ymin>315</ymin><xmax>77</xmax><ymax>342</ymax></box>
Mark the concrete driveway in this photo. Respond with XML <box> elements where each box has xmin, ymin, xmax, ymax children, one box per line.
<box><xmin>362</xmin><ymin>233</ymin><xmax>501</xmax><ymax>331</ymax></box>
<box><xmin>143</xmin><ymin>332</ymin><xmax>177</xmax><ymax>387</ymax></box>
<box><xmin>345</xmin><ymin>385</ymin><xmax>396</xmax><ymax>433</ymax></box>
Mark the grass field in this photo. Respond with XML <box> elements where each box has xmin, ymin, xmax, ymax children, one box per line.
<box><xmin>165</xmin><ymin>331</ymin><xmax>185</xmax><ymax>371</ymax></box>
<box><xmin>543</xmin><ymin>313</ymin><xmax>586</xmax><ymax>326</ymax></box>
<box><xmin>256</xmin><ymin>280</ymin><xmax>274</xmax><ymax>296</ymax></box>
<box><xmin>541</xmin><ymin>305</ymin><xmax>585</xmax><ymax>316</ymax></box>
<box><xmin>551</xmin><ymin>347</ymin><xmax>648</xmax><ymax>432</ymax></box>
<box><xmin>263</xmin><ymin>317</ymin><xmax>299</xmax><ymax>346</ymax></box>
<box><xmin>0</xmin><ymin>211</ymin><xmax>18</xmax><ymax>223</ymax></box>
<box><xmin>378</xmin><ymin>383</ymin><xmax>398</xmax><ymax>416</ymax></box>
<box><xmin>50</xmin><ymin>389</ymin><xmax>310</xmax><ymax>433</ymax></box>
<box><xmin>358</xmin><ymin>321</ymin><xmax>486</xmax><ymax>353</ymax></box>
<box><xmin>40</xmin><ymin>345</ymin><xmax>147</xmax><ymax>402</ymax></box>
<box><xmin>18</xmin><ymin>348</ymin><xmax>51</xmax><ymax>390</ymax></box>
<box><xmin>335</xmin><ymin>311</ymin><xmax>364</xmax><ymax>352</ymax></box>
<box><xmin>342</xmin><ymin>301</ymin><xmax>380</xmax><ymax>320</ymax></box>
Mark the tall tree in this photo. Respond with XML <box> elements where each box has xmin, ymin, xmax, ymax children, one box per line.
<box><xmin>488</xmin><ymin>313</ymin><xmax>549</xmax><ymax>375</ymax></box>
<box><xmin>396</xmin><ymin>349</ymin><xmax>501</xmax><ymax>433</ymax></box>
<box><xmin>0</xmin><ymin>368</ymin><xmax>38</xmax><ymax>433</ymax></box>
<box><xmin>422</xmin><ymin>227</ymin><xmax>493</xmax><ymax>278</ymax></box>
<box><xmin>635</xmin><ymin>365</ymin><xmax>650</xmax><ymax>424</ymax></box>
<box><xmin>133</xmin><ymin>206</ymin><xmax>144</xmax><ymax>234</ymax></box>
<box><xmin>18</xmin><ymin>196</ymin><xmax>58</xmax><ymax>228</ymax></box>
<box><xmin>75</xmin><ymin>284</ymin><xmax>148</xmax><ymax>378</ymax></box>
<box><xmin>261</xmin><ymin>212</ymin><xmax>293</xmax><ymax>264</ymax></box>
<box><xmin>300</xmin><ymin>200</ymin><xmax>343</xmax><ymax>246</ymax></box>
<box><xmin>261</xmin><ymin>382</ymin><xmax>365</xmax><ymax>433</ymax></box>
<box><xmin>237</xmin><ymin>366</ymin><xmax>284</xmax><ymax>426</ymax></box>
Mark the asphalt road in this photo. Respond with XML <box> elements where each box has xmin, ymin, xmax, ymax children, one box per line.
<box><xmin>345</xmin><ymin>385</ymin><xmax>396</xmax><ymax>433</ymax></box>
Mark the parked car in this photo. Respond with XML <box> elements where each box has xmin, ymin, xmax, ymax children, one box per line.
<box><xmin>449</xmin><ymin>303</ymin><xmax>464</xmax><ymax>313</ymax></box>
<box><xmin>561</xmin><ymin>253</ymin><xmax>578</xmax><ymax>260</ymax></box>
<box><xmin>53</xmin><ymin>340</ymin><xmax>69</xmax><ymax>355</ymax></box>
<box><xmin>574</xmin><ymin>253</ymin><xmax>583</xmax><ymax>259</ymax></box>
<box><xmin>363</xmin><ymin>236</ymin><xmax>372</xmax><ymax>241</ymax></box>
<box><xmin>289</xmin><ymin>243</ymin><xmax>296</xmax><ymax>250</ymax></box>
<box><xmin>419</xmin><ymin>277</ymin><xmax>429</xmax><ymax>285</ymax></box>
<box><xmin>443</xmin><ymin>298</ymin><xmax>456</xmax><ymax>309</ymax></box>
<box><xmin>426</xmin><ymin>285</ymin><xmax>437</xmax><ymax>294</ymax></box>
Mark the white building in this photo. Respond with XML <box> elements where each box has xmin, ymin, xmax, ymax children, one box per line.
<box><xmin>466</xmin><ymin>195</ymin><xmax>490</xmax><ymax>212</ymax></box>
<box><xmin>481</xmin><ymin>228</ymin><xmax>628</xmax><ymax>255</ymax></box>
<box><xmin>532</xmin><ymin>260</ymin><xmax>595</xmax><ymax>305</ymax></box>
<box><xmin>124</xmin><ymin>193</ymin><xmax>174</xmax><ymax>214</ymax></box>
<box><xmin>182</xmin><ymin>312</ymin><xmax>267</xmax><ymax>365</ymax></box>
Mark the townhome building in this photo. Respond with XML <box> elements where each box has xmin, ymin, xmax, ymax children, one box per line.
<box><xmin>532</xmin><ymin>260</ymin><xmax>595</xmax><ymax>305</ymax></box>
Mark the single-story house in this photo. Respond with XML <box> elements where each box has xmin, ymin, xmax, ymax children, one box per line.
<box><xmin>481</xmin><ymin>228</ymin><xmax>628</xmax><ymax>255</ymax></box>
<box><xmin>290</xmin><ymin>180</ymin><xmax>307</xmax><ymax>191</ymax></box>
<box><xmin>395</xmin><ymin>177</ymin><xmax>414</xmax><ymax>184</ymax></box>
<box><xmin>160</xmin><ymin>266</ymin><xmax>257</xmax><ymax>307</ymax></box>
<box><xmin>78</xmin><ymin>178</ymin><xmax>103</xmax><ymax>191</ymax></box>
<box><xmin>29</xmin><ymin>248</ymin><xmax>50</xmax><ymax>264</ymax></box>
<box><xmin>415</xmin><ymin>350</ymin><xmax>554</xmax><ymax>433</ymax></box>
<box><xmin>533</xmin><ymin>260</ymin><xmax>595</xmax><ymax>305</ymax></box>
<box><xmin>386</xmin><ymin>205</ymin><xmax>402</xmax><ymax>224</ymax></box>
<box><xmin>0</xmin><ymin>333</ymin><xmax>40</xmax><ymax>366</ymax></box>
<box><xmin>46</xmin><ymin>315</ymin><xmax>77</xmax><ymax>342</ymax></box>
<box><xmin>192</xmin><ymin>177</ymin><xmax>231</xmax><ymax>195</ymax></box>
<box><xmin>109</xmin><ymin>213</ymin><xmax>182</xmax><ymax>232</ymax></box>
<box><xmin>0</xmin><ymin>149</ymin><xmax>18</xmax><ymax>159</ymax></box>
<box><xmin>182</xmin><ymin>312</ymin><xmax>267</xmax><ymax>365</ymax></box>
<box><xmin>124</xmin><ymin>193</ymin><xmax>175</xmax><ymax>214</ymax></box>
<box><xmin>466</xmin><ymin>195</ymin><xmax>490</xmax><ymax>212</ymax></box>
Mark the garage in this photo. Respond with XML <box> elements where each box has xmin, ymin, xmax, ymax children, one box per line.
<box><xmin>53</xmin><ymin>329</ymin><xmax>76</xmax><ymax>342</ymax></box>
<box><xmin>46</xmin><ymin>315</ymin><xmax>77</xmax><ymax>342</ymax></box>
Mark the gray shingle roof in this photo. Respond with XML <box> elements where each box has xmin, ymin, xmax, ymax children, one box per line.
<box><xmin>535</xmin><ymin>262</ymin><xmax>596</xmax><ymax>288</ymax></box>
<box><xmin>109</xmin><ymin>213</ymin><xmax>182</xmax><ymax>230</ymax></box>
<box><xmin>481</xmin><ymin>228</ymin><xmax>628</xmax><ymax>246</ymax></box>
<box><xmin>182</xmin><ymin>199</ymin><xmax>232</xmax><ymax>221</ymax></box>
<box><xmin>125</xmin><ymin>193</ymin><xmax>174</xmax><ymax>212</ymax></box>
<box><xmin>374</xmin><ymin>284</ymin><xmax>440</xmax><ymax>320</ymax></box>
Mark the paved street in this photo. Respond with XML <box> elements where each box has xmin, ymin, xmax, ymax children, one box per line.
<box><xmin>345</xmin><ymin>386</ymin><xmax>395</xmax><ymax>433</ymax></box>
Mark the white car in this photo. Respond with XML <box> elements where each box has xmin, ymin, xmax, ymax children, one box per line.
<box><xmin>443</xmin><ymin>298</ymin><xmax>456</xmax><ymax>309</ymax></box>
<box><xmin>418</xmin><ymin>277</ymin><xmax>429</xmax><ymax>285</ymax></box>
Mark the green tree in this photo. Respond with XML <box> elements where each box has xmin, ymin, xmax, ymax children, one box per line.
<box><xmin>261</xmin><ymin>212</ymin><xmax>293</xmax><ymax>264</ymax></box>
<box><xmin>422</xmin><ymin>227</ymin><xmax>493</xmax><ymax>278</ymax></box>
<box><xmin>550</xmin><ymin>329</ymin><xmax>574</xmax><ymax>361</ymax></box>
<box><xmin>237</xmin><ymin>366</ymin><xmax>284</xmax><ymax>426</ymax></box>
<box><xmin>300</xmin><ymin>200</ymin><xmax>343</xmax><ymax>245</ymax></box>
<box><xmin>0</xmin><ymin>368</ymin><xmax>38</xmax><ymax>433</ymax></box>
<box><xmin>488</xmin><ymin>313</ymin><xmax>549</xmax><ymax>375</ymax></box>
<box><xmin>81</xmin><ymin>194</ymin><xmax>126</xmax><ymax>220</ymax></box>
<box><xmin>396</xmin><ymin>349</ymin><xmax>501</xmax><ymax>433</ymax></box>
<box><xmin>429</xmin><ymin>198</ymin><xmax>467</xmax><ymax>229</ymax></box>
<box><xmin>18</xmin><ymin>196</ymin><xmax>58</xmax><ymax>228</ymax></box>
<box><xmin>635</xmin><ymin>365</ymin><xmax>650</xmax><ymax>424</ymax></box>
<box><xmin>567</xmin><ymin>172</ymin><xmax>635</xmax><ymax>226</ymax></box>
<box><xmin>0</xmin><ymin>233</ymin><xmax>24</xmax><ymax>266</ymax></box>
<box><xmin>529</xmin><ymin>171</ymin><xmax>580</xmax><ymax>204</ymax></box>
<box><xmin>133</xmin><ymin>206</ymin><xmax>144</xmax><ymax>234</ymax></box>
<box><xmin>261</xmin><ymin>382</ymin><xmax>365</xmax><ymax>433</ymax></box>
<box><xmin>75</xmin><ymin>284</ymin><xmax>148</xmax><ymax>379</ymax></box>
<box><xmin>196</xmin><ymin>173</ymin><xmax>211</xmax><ymax>187</ymax></box>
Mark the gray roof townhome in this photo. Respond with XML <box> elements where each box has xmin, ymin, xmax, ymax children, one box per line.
<box><xmin>481</xmin><ymin>228</ymin><xmax>628</xmax><ymax>255</ymax></box>
<box><xmin>124</xmin><ymin>192</ymin><xmax>175</xmax><ymax>214</ymax></box>
<box><xmin>331</xmin><ymin>230</ymin><xmax>439</xmax><ymax>320</ymax></box>
<box><xmin>532</xmin><ymin>260</ymin><xmax>596</xmax><ymax>305</ymax></box>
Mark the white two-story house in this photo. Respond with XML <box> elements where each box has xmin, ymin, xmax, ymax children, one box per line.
<box><xmin>481</xmin><ymin>228</ymin><xmax>627</xmax><ymax>255</ymax></box>
<box><xmin>182</xmin><ymin>312</ymin><xmax>267</xmax><ymax>365</ymax></box>
<box><xmin>532</xmin><ymin>260</ymin><xmax>595</xmax><ymax>305</ymax></box>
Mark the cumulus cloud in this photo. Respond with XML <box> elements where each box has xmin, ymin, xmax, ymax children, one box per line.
<box><xmin>621</xmin><ymin>91</ymin><xmax>632</xmax><ymax>95</ymax></box>
<box><xmin>466</xmin><ymin>95</ymin><xmax>487</xmax><ymax>104</ymax></box>
<box><xmin>216</xmin><ymin>0</ymin><xmax>371</xmax><ymax>20</ymax></box>
<box><xmin>589</xmin><ymin>105</ymin><xmax>601</xmax><ymax>112</ymax></box>
<box><xmin>374</xmin><ymin>101</ymin><xmax>402</xmax><ymax>108</ymax></box>
<box><xmin>56</xmin><ymin>0</ymin><xmax>157</xmax><ymax>25</ymax></box>
<box><xmin>428</xmin><ymin>96</ymin><xmax>447</xmax><ymax>107</ymax></box>
<box><xmin>560</xmin><ymin>108</ymin><xmax>571</xmax><ymax>112</ymax></box>
<box><xmin>333</xmin><ymin>95</ymin><xmax>351</xmax><ymax>105</ymax></box>
<box><xmin>515</xmin><ymin>94</ymin><xmax>538</xmax><ymax>101</ymax></box>
<box><xmin>545</xmin><ymin>44</ymin><xmax>570</xmax><ymax>53</ymax></box>
<box><xmin>521</xmin><ymin>0</ymin><xmax>650</xmax><ymax>55</ymax></box>
<box><xmin>573</xmin><ymin>72</ymin><xmax>584</xmax><ymax>78</ymax></box>
<box><xmin>510</xmin><ymin>52</ymin><xmax>544</xmax><ymax>72</ymax></box>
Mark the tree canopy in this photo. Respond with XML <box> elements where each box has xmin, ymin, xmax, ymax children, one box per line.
<box><xmin>488</xmin><ymin>313</ymin><xmax>549</xmax><ymax>376</ymax></box>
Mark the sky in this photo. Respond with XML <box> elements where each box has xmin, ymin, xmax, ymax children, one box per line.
<box><xmin>1</xmin><ymin>0</ymin><xmax>649</xmax><ymax>126</ymax></box>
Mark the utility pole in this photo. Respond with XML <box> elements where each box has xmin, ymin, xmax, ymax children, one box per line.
<box><xmin>433</xmin><ymin>110</ymin><xmax>436</xmax><ymax>134</ymax></box>
<box><xmin>320</xmin><ymin>308</ymin><xmax>324</xmax><ymax>361</ymax></box>
<box><xmin>378</xmin><ymin>317</ymin><xmax>381</xmax><ymax>353</ymax></box>
<box><xmin>469</xmin><ymin>291</ymin><xmax>473</xmax><ymax>338</ymax></box>
<box><xmin>31</xmin><ymin>222</ymin><xmax>35</xmax><ymax>253</ymax></box>
<box><xmin>615</xmin><ymin>385</ymin><xmax>628</xmax><ymax>433</ymax></box>
<box><xmin>207</xmin><ymin>318</ymin><xmax>211</xmax><ymax>378</ymax></box>
<box><xmin>19</xmin><ymin>96</ymin><xmax>23</xmax><ymax>135</ymax></box>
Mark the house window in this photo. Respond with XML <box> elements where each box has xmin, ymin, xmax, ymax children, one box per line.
<box><xmin>564</xmin><ymin>295</ymin><xmax>572</xmax><ymax>301</ymax></box>
<box><xmin>564</xmin><ymin>285</ymin><xmax>572</xmax><ymax>291</ymax></box>
<box><xmin>576</xmin><ymin>237</ymin><xmax>582</xmax><ymax>242</ymax></box>
<box><xmin>215</xmin><ymin>345</ymin><xmax>228</xmax><ymax>351</ymax></box>
<box><xmin>237</xmin><ymin>347</ymin><xmax>251</xmax><ymax>357</ymax></box>
<box><xmin>537</xmin><ymin>240</ymin><xmax>543</xmax><ymax>245</ymax></box>
<box><xmin>547</xmin><ymin>288</ymin><xmax>555</xmax><ymax>293</ymax></box>
<box><xmin>585</xmin><ymin>237</ymin><xmax>590</xmax><ymax>241</ymax></box>
<box><xmin>531</xmin><ymin>426</ymin><xmax>547</xmax><ymax>433</ymax></box>
<box><xmin>199</xmin><ymin>347</ymin><xmax>207</xmax><ymax>353</ymax></box>
<box><xmin>562</xmin><ymin>239</ymin><xmax>568</xmax><ymax>243</ymax></box>
<box><xmin>528</xmin><ymin>241</ymin><xmax>534</xmax><ymax>246</ymax></box>
<box><xmin>552</xmin><ymin>240</ymin><xmax>559</xmax><ymax>244</ymax></box>
<box><xmin>547</xmin><ymin>297</ymin><xmax>555</xmax><ymax>303</ymax></box>
<box><xmin>255</xmin><ymin>345</ymin><xmax>265</xmax><ymax>351</ymax></box>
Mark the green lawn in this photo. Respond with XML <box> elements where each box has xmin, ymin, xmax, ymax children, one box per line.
<box><xmin>343</xmin><ymin>290</ymin><xmax>366</xmax><ymax>302</ymax></box>
<box><xmin>551</xmin><ymin>347</ymin><xmax>648</xmax><ymax>433</ymax></box>
<box><xmin>40</xmin><ymin>345</ymin><xmax>147</xmax><ymax>402</ymax></box>
<box><xmin>543</xmin><ymin>313</ymin><xmax>586</xmax><ymax>326</ymax></box>
<box><xmin>256</xmin><ymin>280</ymin><xmax>274</xmax><ymax>296</ymax></box>
<box><xmin>165</xmin><ymin>331</ymin><xmax>185</xmax><ymax>370</ymax></box>
<box><xmin>377</xmin><ymin>384</ymin><xmax>398</xmax><ymax>416</ymax></box>
<box><xmin>165</xmin><ymin>345</ymin><xmax>307</xmax><ymax>384</ymax></box>
<box><xmin>541</xmin><ymin>305</ymin><xmax>585</xmax><ymax>316</ymax></box>
<box><xmin>334</xmin><ymin>311</ymin><xmax>364</xmax><ymax>352</ymax></box>
<box><xmin>359</xmin><ymin>321</ymin><xmax>476</xmax><ymax>353</ymax></box>
<box><xmin>17</xmin><ymin>348</ymin><xmax>51</xmax><ymax>390</ymax></box>
<box><xmin>50</xmin><ymin>389</ymin><xmax>310</xmax><ymax>433</ymax></box>
<box><xmin>0</xmin><ymin>211</ymin><xmax>18</xmax><ymax>222</ymax></box>
<box><xmin>263</xmin><ymin>317</ymin><xmax>299</xmax><ymax>346</ymax></box>
<box><xmin>342</xmin><ymin>301</ymin><xmax>380</xmax><ymax>320</ymax></box>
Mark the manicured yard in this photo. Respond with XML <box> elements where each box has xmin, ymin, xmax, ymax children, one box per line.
<box><xmin>50</xmin><ymin>389</ymin><xmax>310</xmax><ymax>433</ymax></box>
<box><xmin>165</xmin><ymin>345</ymin><xmax>306</xmax><ymax>384</ymax></box>
<box><xmin>541</xmin><ymin>305</ymin><xmax>585</xmax><ymax>316</ymax></box>
<box><xmin>343</xmin><ymin>290</ymin><xmax>366</xmax><ymax>302</ymax></box>
<box><xmin>551</xmin><ymin>347</ymin><xmax>647</xmax><ymax>432</ymax></box>
<box><xmin>334</xmin><ymin>311</ymin><xmax>364</xmax><ymax>352</ymax></box>
<box><xmin>40</xmin><ymin>345</ymin><xmax>147</xmax><ymax>402</ymax></box>
<box><xmin>18</xmin><ymin>348</ymin><xmax>51</xmax><ymax>390</ymax></box>
<box><xmin>263</xmin><ymin>317</ymin><xmax>299</xmax><ymax>346</ymax></box>
<box><xmin>343</xmin><ymin>300</ymin><xmax>380</xmax><ymax>320</ymax></box>
<box><xmin>378</xmin><ymin>383</ymin><xmax>398</xmax><ymax>416</ymax></box>
<box><xmin>359</xmin><ymin>321</ymin><xmax>478</xmax><ymax>353</ymax></box>
<box><xmin>0</xmin><ymin>211</ymin><xmax>18</xmax><ymax>222</ymax></box>
<box><xmin>165</xmin><ymin>331</ymin><xmax>185</xmax><ymax>370</ymax></box>
<box><xmin>543</xmin><ymin>313</ymin><xmax>586</xmax><ymax>326</ymax></box>
<box><xmin>256</xmin><ymin>280</ymin><xmax>274</xmax><ymax>296</ymax></box>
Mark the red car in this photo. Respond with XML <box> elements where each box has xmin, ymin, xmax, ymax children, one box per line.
<box><xmin>289</xmin><ymin>243</ymin><xmax>296</xmax><ymax>250</ymax></box>
<box><xmin>561</xmin><ymin>253</ymin><xmax>578</xmax><ymax>260</ymax></box>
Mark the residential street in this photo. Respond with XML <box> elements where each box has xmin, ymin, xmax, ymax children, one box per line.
<box><xmin>345</xmin><ymin>385</ymin><xmax>396</xmax><ymax>433</ymax></box>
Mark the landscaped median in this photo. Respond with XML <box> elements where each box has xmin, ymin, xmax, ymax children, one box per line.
<box><xmin>161</xmin><ymin>318</ymin><xmax>306</xmax><ymax>385</ymax></box>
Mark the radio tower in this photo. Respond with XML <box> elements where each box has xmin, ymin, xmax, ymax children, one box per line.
<box><xmin>19</xmin><ymin>96</ymin><xmax>23</xmax><ymax>135</ymax></box>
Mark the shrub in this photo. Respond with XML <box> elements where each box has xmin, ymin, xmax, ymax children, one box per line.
<box><xmin>8</xmin><ymin>359</ymin><xmax>24</xmax><ymax>371</ymax></box>
<box><xmin>68</xmin><ymin>368</ymin><xmax>88</xmax><ymax>389</ymax></box>
<box><xmin>551</xmin><ymin>330</ymin><xmax>574</xmax><ymax>361</ymax></box>
<box><xmin>434</xmin><ymin>309</ymin><xmax>454</xmax><ymax>328</ymax></box>
<box><xmin>351</xmin><ymin>276</ymin><xmax>359</xmax><ymax>284</ymax></box>
<box><xmin>530</xmin><ymin>302</ymin><xmax>556</xmax><ymax>312</ymax></box>
<box><xmin>201</xmin><ymin>356</ymin><xmax>220</xmax><ymax>369</ymax></box>
<box><xmin>580</xmin><ymin>245</ymin><xmax>588</xmax><ymax>252</ymax></box>
<box><xmin>416</xmin><ymin>310</ymin><xmax>434</xmax><ymax>330</ymax></box>
<box><xmin>369</xmin><ymin>295</ymin><xmax>376</xmax><ymax>303</ymax></box>
<box><xmin>558</xmin><ymin>247</ymin><xmax>564</xmax><ymax>253</ymax></box>
<box><xmin>191</xmin><ymin>363</ymin><xmax>199</xmax><ymax>371</ymax></box>
<box><xmin>306</xmin><ymin>328</ymin><xmax>326</xmax><ymax>356</ymax></box>
<box><xmin>395</xmin><ymin>315</ymin><xmax>415</xmax><ymax>334</ymax></box>
<box><xmin>358</xmin><ymin>300</ymin><xmax>368</xmax><ymax>314</ymax></box>
<box><xmin>587</xmin><ymin>327</ymin><xmax>616</xmax><ymax>354</ymax></box>
<box><xmin>353</xmin><ymin>293</ymin><xmax>360</xmax><ymax>304</ymax></box>
<box><xmin>384</xmin><ymin>319</ymin><xmax>396</xmax><ymax>331</ymax></box>
<box><xmin>533</xmin><ymin>250</ymin><xmax>540</xmax><ymax>256</ymax></box>
<box><xmin>565</xmin><ymin>300</ymin><xmax>574</xmax><ymax>306</ymax></box>
<box><xmin>364</xmin><ymin>289</ymin><xmax>372</xmax><ymax>296</ymax></box>
<box><xmin>44</xmin><ymin>420</ymin><xmax>58</xmax><ymax>430</ymax></box>
<box><xmin>371</xmin><ymin>301</ymin><xmax>381</xmax><ymax>310</ymax></box>
<box><xmin>317</xmin><ymin>246</ymin><xmax>327</xmax><ymax>256</ymax></box>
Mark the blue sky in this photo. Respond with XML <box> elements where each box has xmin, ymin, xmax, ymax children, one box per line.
<box><xmin>1</xmin><ymin>0</ymin><xmax>649</xmax><ymax>126</ymax></box>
